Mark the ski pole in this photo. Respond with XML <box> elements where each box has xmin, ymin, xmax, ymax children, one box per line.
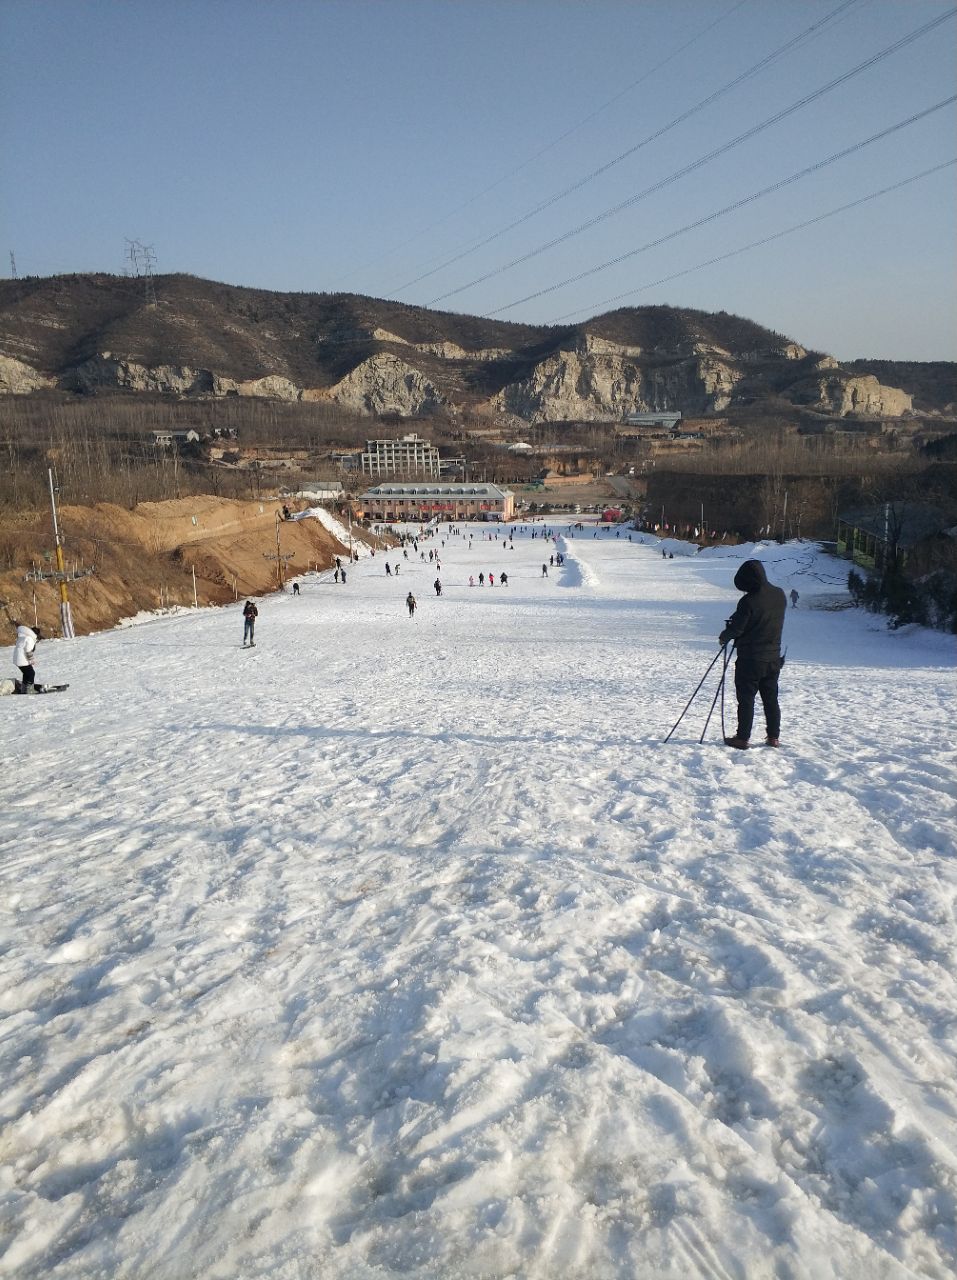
<box><xmin>663</xmin><ymin>644</ymin><xmax>728</xmax><ymax>744</ymax></box>
<box><xmin>699</xmin><ymin>644</ymin><xmax>733</xmax><ymax>743</ymax></box>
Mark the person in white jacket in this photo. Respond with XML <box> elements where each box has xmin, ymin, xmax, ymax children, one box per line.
<box><xmin>13</xmin><ymin>623</ymin><xmax>42</xmax><ymax>692</ymax></box>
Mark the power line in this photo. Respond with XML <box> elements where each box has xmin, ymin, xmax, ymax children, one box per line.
<box><xmin>482</xmin><ymin>95</ymin><xmax>955</xmax><ymax>316</ymax></box>
<box><xmin>395</xmin><ymin>0</ymin><xmax>863</xmax><ymax>294</ymax></box>
<box><xmin>427</xmin><ymin>7</ymin><xmax>957</xmax><ymax>308</ymax></box>
<box><xmin>328</xmin><ymin>0</ymin><xmax>749</xmax><ymax>289</ymax></box>
<box><xmin>549</xmin><ymin>159</ymin><xmax>956</xmax><ymax>323</ymax></box>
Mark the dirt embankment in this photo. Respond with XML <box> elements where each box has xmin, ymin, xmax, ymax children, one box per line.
<box><xmin>0</xmin><ymin>496</ymin><xmax>375</xmax><ymax>636</ymax></box>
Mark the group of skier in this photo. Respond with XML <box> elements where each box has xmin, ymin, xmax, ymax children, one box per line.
<box><xmin>7</xmin><ymin>514</ymin><xmax>790</xmax><ymax>746</ymax></box>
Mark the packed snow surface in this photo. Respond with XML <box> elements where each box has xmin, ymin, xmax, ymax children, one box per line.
<box><xmin>2</xmin><ymin>521</ymin><xmax>955</xmax><ymax>1279</ymax></box>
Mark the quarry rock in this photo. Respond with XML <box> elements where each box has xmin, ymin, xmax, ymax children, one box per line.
<box><xmin>0</xmin><ymin>355</ymin><xmax>54</xmax><ymax>394</ymax></box>
<box><xmin>326</xmin><ymin>353</ymin><xmax>445</xmax><ymax>417</ymax></box>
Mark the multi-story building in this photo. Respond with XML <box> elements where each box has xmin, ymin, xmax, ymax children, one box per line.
<box><xmin>357</xmin><ymin>482</ymin><xmax>515</xmax><ymax>523</ymax></box>
<box><xmin>360</xmin><ymin>433</ymin><xmax>440</xmax><ymax>479</ymax></box>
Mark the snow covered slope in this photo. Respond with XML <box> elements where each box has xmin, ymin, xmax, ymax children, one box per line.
<box><xmin>1</xmin><ymin>523</ymin><xmax>955</xmax><ymax>1279</ymax></box>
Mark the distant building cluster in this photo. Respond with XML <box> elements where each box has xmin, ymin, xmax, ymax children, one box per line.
<box><xmin>149</xmin><ymin>426</ymin><xmax>239</xmax><ymax>448</ymax></box>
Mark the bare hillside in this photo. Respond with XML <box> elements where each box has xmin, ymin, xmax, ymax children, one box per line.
<box><xmin>0</xmin><ymin>497</ymin><xmax>374</xmax><ymax>636</ymax></box>
<box><xmin>0</xmin><ymin>275</ymin><xmax>931</xmax><ymax>423</ymax></box>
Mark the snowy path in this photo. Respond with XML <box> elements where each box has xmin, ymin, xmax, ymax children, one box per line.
<box><xmin>1</xmin><ymin>522</ymin><xmax>955</xmax><ymax>1278</ymax></box>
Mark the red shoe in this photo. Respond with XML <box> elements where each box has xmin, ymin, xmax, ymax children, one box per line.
<box><xmin>724</xmin><ymin>736</ymin><xmax>750</xmax><ymax>750</ymax></box>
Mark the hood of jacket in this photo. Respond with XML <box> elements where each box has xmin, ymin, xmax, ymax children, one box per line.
<box><xmin>733</xmin><ymin>559</ymin><xmax>769</xmax><ymax>593</ymax></box>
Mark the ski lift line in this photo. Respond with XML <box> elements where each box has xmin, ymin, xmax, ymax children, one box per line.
<box><xmin>484</xmin><ymin>95</ymin><xmax>956</xmax><ymax>318</ymax></box>
<box><xmin>327</xmin><ymin>0</ymin><xmax>750</xmax><ymax>290</ymax></box>
<box><xmin>547</xmin><ymin>156</ymin><xmax>956</xmax><ymax>324</ymax></box>
<box><xmin>394</xmin><ymin>0</ymin><xmax>863</xmax><ymax>295</ymax></box>
<box><xmin>427</xmin><ymin>7</ymin><xmax>957</xmax><ymax>308</ymax></box>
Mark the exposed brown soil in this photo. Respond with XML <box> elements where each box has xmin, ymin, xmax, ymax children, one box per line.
<box><xmin>0</xmin><ymin>496</ymin><xmax>384</xmax><ymax>637</ymax></box>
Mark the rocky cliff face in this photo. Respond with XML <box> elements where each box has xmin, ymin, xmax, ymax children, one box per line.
<box><xmin>490</xmin><ymin>339</ymin><xmax>748</xmax><ymax>420</ymax></box>
<box><xmin>63</xmin><ymin>354</ymin><xmax>303</xmax><ymax>401</ymax></box>
<box><xmin>794</xmin><ymin>372</ymin><xmax>913</xmax><ymax>417</ymax></box>
<box><xmin>0</xmin><ymin>275</ymin><xmax>923</xmax><ymax>422</ymax></box>
<box><xmin>0</xmin><ymin>354</ymin><xmax>54</xmax><ymax>394</ymax></box>
<box><xmin>307</xmin><ymin>353</ymin><xmax>446</xmax><ymax>417</ymax></box>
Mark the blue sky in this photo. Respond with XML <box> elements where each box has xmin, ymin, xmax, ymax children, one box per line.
<box><xmin>2</xmin><ymin>0</ymin><xmax>954</xmax><ymax>359</ymax></box>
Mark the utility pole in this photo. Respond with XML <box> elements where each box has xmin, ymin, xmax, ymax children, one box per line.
<box><xmin>48</xmin><ymin>468</ymin><xmax>75</xmax><ymax>639</ymax></box>
<box><xmin>263</xmin><ymin>511</ymin><xmax>294</xmax><ymax>590</ymax></box>
<box><xmin>25</xmin><ymin>472</ymin><xmax>94</xmax><ymax>635</ymax></box>
<box><xmin>9</xmin><ymin>251</ymin><xmax>17</xmax><ymax>279</ymax></box>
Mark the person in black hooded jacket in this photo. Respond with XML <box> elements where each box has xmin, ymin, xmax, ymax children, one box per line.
<box><xmin>719</xmin><ymin>559</ymin><xmax>786</xmax><ymax>748</ymax></box>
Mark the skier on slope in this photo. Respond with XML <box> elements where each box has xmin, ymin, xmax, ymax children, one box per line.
<box><xmin>434</xmin><ymin>578</ymin><xmax>442</xmax><ymax>596</ymax></box>
<box><xmin>406</xmin><ymin>592</ymin><xmax>417</xmax><ymax>618</ymax></box>
<box><xmin>242</xmin><ymin>600</ymin><xmax>258</xmax><ymax>647</ymax></box>
<box><xmin>719</xmin><ymin>560</ymin><xmax>786</xmax><ymax>749</ymax></box>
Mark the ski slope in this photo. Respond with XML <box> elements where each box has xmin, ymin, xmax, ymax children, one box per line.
<box><xmin>1</xmin><ymin>520</ymin><xmax>955</xmax><ymax>1279</ymax></box>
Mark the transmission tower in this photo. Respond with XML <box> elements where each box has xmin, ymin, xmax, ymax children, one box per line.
<box><xmin>124</xmin><ymin>238</ymin><xmax>158</xmax><ymax>305</ymax></box>
<box><xmin>9</xmin><ymin>251</ymin><xmax>17</xmax><ymax>279</ymax></box>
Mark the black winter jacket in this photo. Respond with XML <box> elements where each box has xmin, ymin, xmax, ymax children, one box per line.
<box><xmin>719</xmin><ymin>560</ymin><xmax>786</xmax><ymax>660</ymax></box>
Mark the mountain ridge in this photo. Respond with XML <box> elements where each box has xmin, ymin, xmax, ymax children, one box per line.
<box><xmin>1</xmin><ymin>272</ymin><xmax>944</xmax><ymax>420</ymax></box>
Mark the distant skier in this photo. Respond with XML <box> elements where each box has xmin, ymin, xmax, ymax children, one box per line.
<box><xmin>488</xmin><ymin>573</ymin><xmax>494</xmax><ymax>586</ymax></box>
<box><xmin>478</xmin><ymin>572</ymin><xmax>485</xmax><ymax>586</ymax></box>
<box><xmin>12</xmin><ymin>622</ymin><xmax>41</xmax><ymax>693</ymax></box>
<box><xmin>790</xmin><ymin>588</ymin><xmax>799</xmax><ymax>608</ymax></box>
<box><xmin>719</xmin><ymin>560</ymin><xmax>787</xmax><ymax>749</ymax></box>
<box><xmin>386</xmin><ymin>562</ymin><xmax>392</xmax><ymax>576</ymax></box>
<box><xmin>406</xmin><ymin>592</ymin><xmax>417</xmax><ymax>618</ymax></box>
<box><xmin>242</xmin><ymin>600</ymin><xmax>258</xmax><ymax>647</ymax></box>
<box><xmin>500</xmin><ymin>572</ymin><xmax>508</xmax><ymax>586</ymax></box>
<box><xmin>469</xmin><ymin>576</ymin><xmax>475</xmax><ymax>587</ymax></box>
<box><xmin>334</xmin><ymin>568</ymin><xmax>340</xmax><ymax>582</ymax></box>
<box><xmin>341</xmin><ymin>568</ymin><xmax>347</xmax><ymax>584</ymax></box>
<box><xmin>542</xmin><ymin>564</ymin><xmax>548</xmax><ymax>577</ymax></box>
<box><xmin>434</xmin><ymin>578</ymin><xmax>442</xmax><ymax>596</ymax></box>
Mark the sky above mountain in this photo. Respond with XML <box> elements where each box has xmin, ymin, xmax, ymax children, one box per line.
<box><xmin>1</xmin><ymin>0</ymin><xmax>954</xmax><ymax>360</ymax></box>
